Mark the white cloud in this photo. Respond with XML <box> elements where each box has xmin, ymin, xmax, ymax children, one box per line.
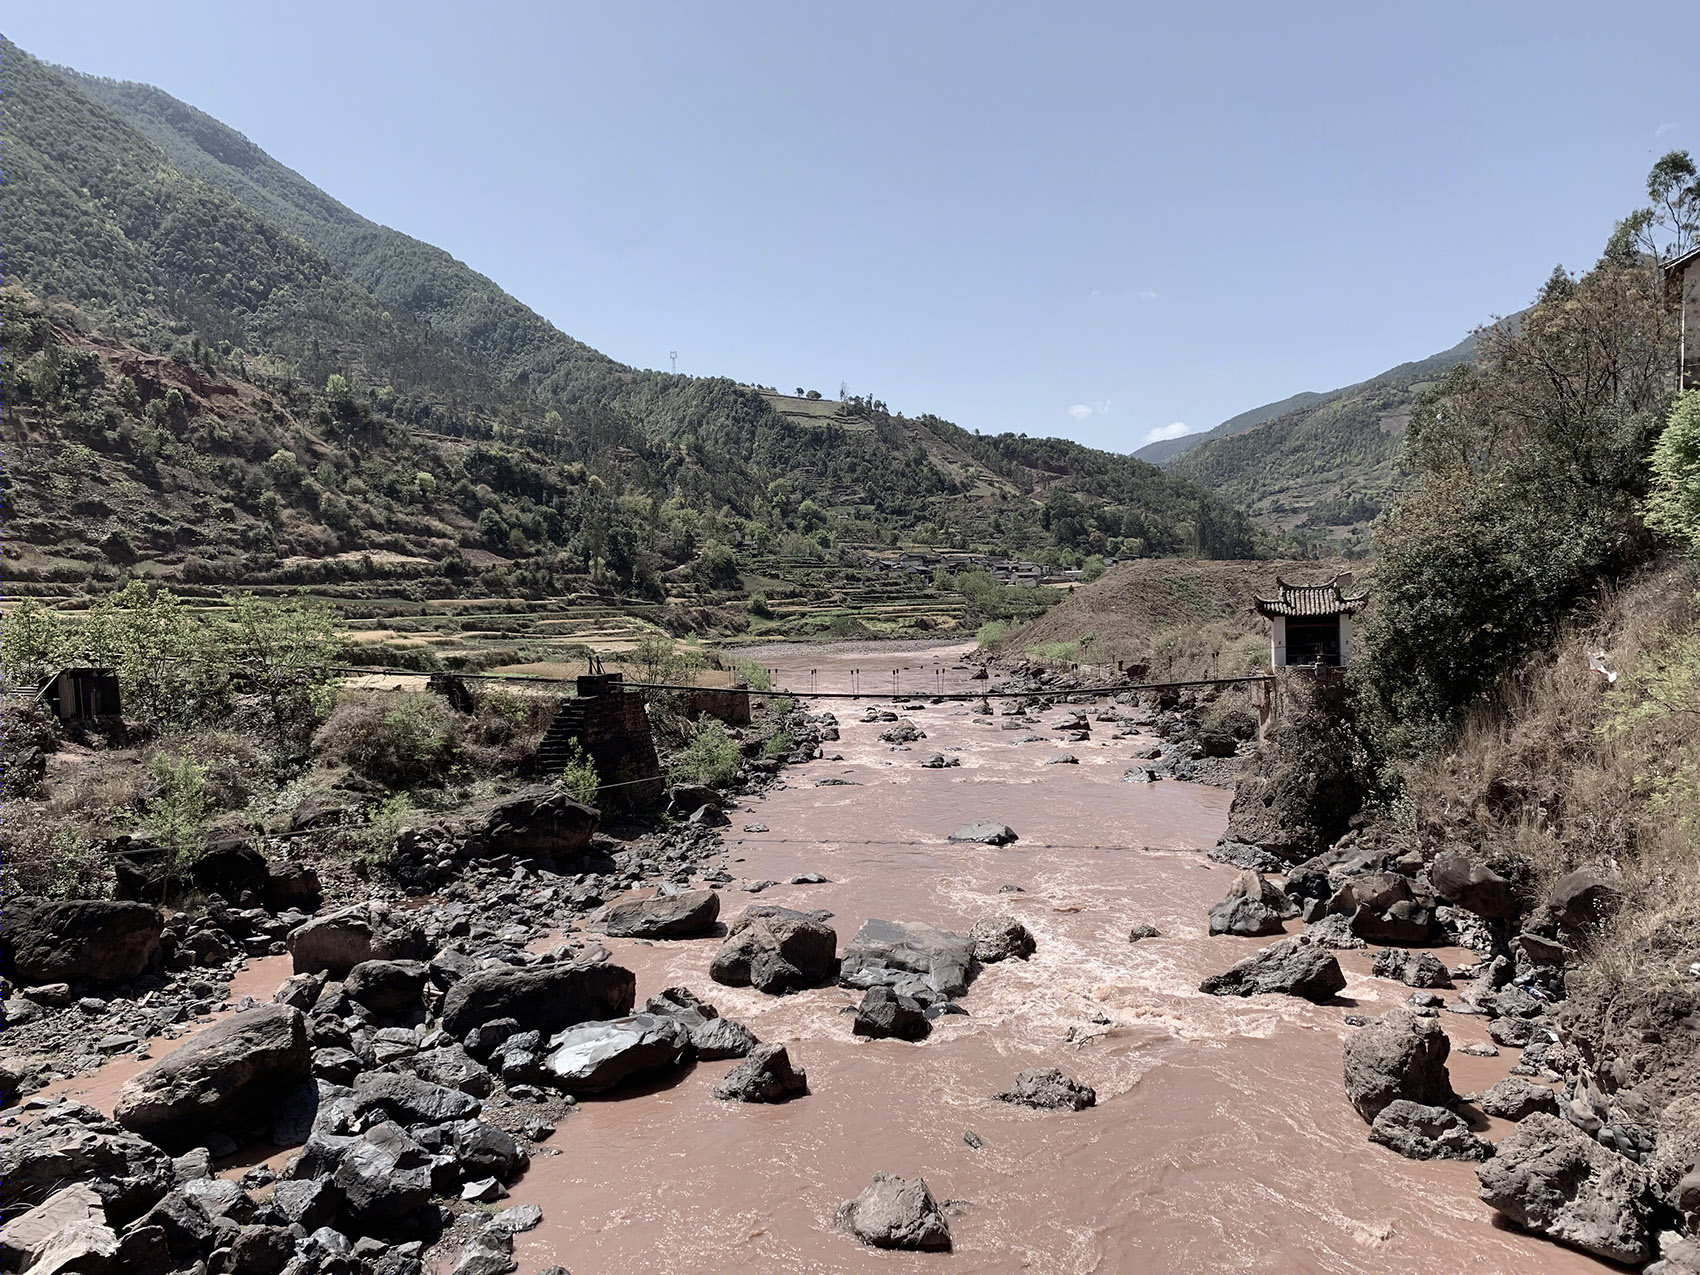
<box><xmin>1068</xmin><ymin>399</ymin><xmax>1112</xmax><ymax>421</ymax></box>
<box><xmin>1656</xmin><ymin>121</ymin><xmax>1681</xmax><ymax>137</ymax></box>
<box><xmin>1135</xmin><ymin>288</ymin><xmax>1159</xmax><ymax>300</ymax></box>
<box><xmin>1142</xmin><ymin>421</ymin><xmax>1192</xmax><ymax>444</ymax></box>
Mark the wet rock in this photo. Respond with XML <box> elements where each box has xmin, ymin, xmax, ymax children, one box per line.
<box><xmin>1429</xmin><ymin>850</ymin><xmax>1520</xmax><ymax>919</ymax></box>
<box><xmin>948</xmin><ymin>821</ymin><xmax>1018</xmax><ymax>846</ymax></box>
<box><xmin>1477</xmin><ymin>1076</ymin><xmax>1560</xmax><ymax>1121</ymax></box>
<box><xmin>541</xmin><ymin>1013</ymin><xmax>689</xmax><ymax>1092</ymax></box>
<box><xmin>880</xmin><ymin>720</ymin><xmax>924</xmax><ymax>744</ymax></box>
<box><xmin>114</xmin><ymin>1004</ymin><xmax>310</xmax><ymax>1150</ymax></box>
<box><xmin>1127</xmin><ymin>923</ymin><xmax>1162</xmax><ymax>941</ymax></box>
<box><xmin>920</xmin><ymin>754</ymin><xmax>959</xmax><ymax>768</ymax></box>
<box><xmin>455</xmin><ymin>1121</ymin><xmax>527</xmax><ymax>1183</ymax></box>
<box><xmin>1207</xmin><ymin>870</ymin><xmax>1296</xmax><ymax>937</ymax></box>
<box><xmin>596</xmin><ymin>889</ymin><xmax>720</xmax><ymax>939</ymax></box>
<box><xmin>995</xmin><ymin>1067</ymin><xmax>1096</xmax><ymax>1111</ymax></box>
<box><xmin>1206</xmin><ymin>840</ymin><xmax>1287</xmax><ymax>873</ymax></box>
<box><xmin>1488</xmin><ymin>1015</ymin><xmax>1539</xmax><ymax>1048</ymax></box>
<box><xmin>1368</xmin><ymin>1100</ymin><xmax>1491</xmax><ymax>1160</ymax></box>
<box><xmin>690</xmin><ymin>1016</ymin><xmax>757</xmax><ymax>1059</ymax></box>
<box><xmin>834</xmin><ymin>1172</ymin><xmax>952</xmax><ymax>1251</ymax></box>
<box><xmin>441</xmin><ymin>960</ymin><xmax>636</xmax><ymax>1039</ymax></box>
<box><xmin>1475</xmin><ymin>1113</ymin><xmax>1654</xmax><ymax>1264</ymax></box>
<box><xmin>343</xmin><ymin>959</ymin><xmax>429</xmax><ymax>1017</ymax></box>
<box><xmin>839</xmin><ymin>918</ymin><xmax>974</xmax><ymax>998</ymax></box>
<box><xmin>713</xmin><ymin>1043</ymin><xmax>808</xmax><ymax>1103</ymax></box>
<box><xmin>1342</xmin><ymin>1008</ymin><xmax>1455</xmax><ymax>1122</ymax></box>
<box><xmin>1303</xmin><ymin>913</ymin><xmax>1365</xmax><ymax>948</ymax></box>
<box><xmin>852</xmin><ymin>986</ymin><xmax>931</xmax><ymax>1041</ymax></box>
<box><xmin>709</xmin><ymin>906</ymin><xmax>838</xmax><ymax>995</ymax></box>
<box><xmin>1198</xmin><ymin>937</ymin><xmax>1346</xmax><ymax>1002</ymax></box>
<box><xmin>1369</xmin><ymin>948</ymin><xmax>1453</xmax><ymax>989</ymax></box>
<box><xmin>351</xmin><ymin>1071</ymin><xmax>480</xmax><ymax>1126</ymax></box>
<box><xmin>3</xmin><ymin>899</ymin><xmax>163</xmax><ymax>985</ymax></box>
<box><xmin>968</xmin><ymin>915</ymin><xmax>1036</xmax><ymax>963</ymax></box>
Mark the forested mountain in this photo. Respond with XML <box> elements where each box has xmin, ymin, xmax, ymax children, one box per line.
<box><xmin>0</xmin><ymin>36</ymin><xmax>1258</xmax><ymax>602</ymax></box>
<box><xmin>1135</xmin><ymin>333</ymin><xmax>1482</xmax><ymax>552</ymax></box>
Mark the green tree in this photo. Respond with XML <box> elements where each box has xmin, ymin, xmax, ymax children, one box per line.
<box><xmin>81</xmin><ymin>583</ymin><xmax>231</xmax><ymax>725</ymax></box>
<box><xmin>144</xmin><ymin>750</ymin><xmax>210</xmax><ymax>898</ymax></box>
<box><xmin>1647</xmin><ymin>391</ymin><xmax>1700</xmax><ymax>557</ymax></box>
<box><xmin>221</xmin><ymin>593</ymin><xmax>344</xmax><ymax>749</ymax></box>
<box><xmin>0</xmin><ymin>599</ymin><xmax>67</xmax><ymax>685</ymax></box>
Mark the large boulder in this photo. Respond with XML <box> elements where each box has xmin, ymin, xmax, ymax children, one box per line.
<box><xmin>333</xmin><ymin>1121</ymin><xmax>437</xmax><ymax>1223</ymax></box>
<box><xmin>709</xmin><ymin>906</ymin><xmax>838</xmax><ymax>994</ymax></box>
<box><xmin>467</xmin><ymin>785</ymin><xmax>599</xmax><ymax>859</ymax></box>
<box><xmin>1198</xmin><ymin>937</ymin><xmax>1345</xmax><ymax>1002</ymax></box>
<box><xmin>852</xmin><ymin>986</ymin><xmax>930</xmax><ymax>1042</ymax></box>
<box><xmin>0</xmin><ymin>1103</ymin><xmax>175</xmax><ymax>1224</ymax></box>
<box><xmin>596</xmin><ymin>888</ymin><xmax>720</xmax><ymax>939</ymax></box>
<box><xmin>1369</xmin><ymin>948</ymin><xmax>1453</xmax><ymax>989</ymax></box>
<box><xmin>1429</xmin><ymin>850</ymin><xmax>1520</xmax><ymax>919</ymax></box>
<box><xmin>1475</xmin><ymin>1113</ymin><xmax>1655</xmax><ymax>1265</ymax></box>
<box><xmin>834</xmin><ymin>1172</ymin><xmax>952</xmax><ymax>1251</ymax></box>
<box><xmin>1329</xmin><ymin>873</ymin><xmax>1439</xmax><ymax>945</ymax></box>
<box><xmin>1207</xmin><ymin>871</ymin><xmax>1296</xmax><ymax>937</ymax></box>
<box><xmin>839</xmin><ymin>919</ymin><xmax>974</xmax><ymax>998</ymax></box>
<box><xmin>343</xmin><ymin>959</ymin><xmax>428</xmax><ymax>1017</ymax></box>
<box><xmin>114</xmin><ymin>1004</ymin><xmax>309</xmax><ymax>1149</ymax></box>
<box><xmin>1544</xmin><ymin>869</ymin><xmax>1622</xmax><ymax>941</ymax></box>
<box><xmin>712</xmin><ymin>1043</ymin><xmax>808</xmax><ymax>1103</ymax></box>
<box><xmin>3</xmin><ymin>899</ymin><xmax>163</xmax><ymax>985</ymax></box>
<box><xmin>0</xmin><ymin>1183</ymin><xmax>106</xmax><ymax>1271</ymax></box>
<box><xmin>540</xmin><ymin>1014</ymin><xmax>689</xmax><ymax>1093</ymax></box>
<box><xmin>286</xmin><ymin>903</ymin><xmax>424</xmax><ymax>978</ymax></box>
<box><xmin>968</xmin><ymin>915</ymin><xmax>1036</xmax><ymax>963</ymax></box>
<box><xmin>1342</xmin><ymin>1008</ymin><xmax>1455</xmax><ymax>1123</ymax></box>
<box><xmin>1368</xmin><ymin>1100</ymin><xmax>1491</xmax><ymax>1161</ymax></box>
<box><xmin>1477</xmin><ymin>1076</ymin><xmax>1561</xmax><ymax>1122</ymax></box>
<box><xmin>995</xmin><ymin>1068</ymin><xmax>1096</xmax><ymax>1111</ymax></box>
<box><xmin>441</xmin><ymin>959</ymin><xmax>635</xmax><ymax>1039</ymax></box>
<box><xmin>351</xmin><ymin>1071</ymin><xmax>480</xmax><ymax>1126</ymax></box>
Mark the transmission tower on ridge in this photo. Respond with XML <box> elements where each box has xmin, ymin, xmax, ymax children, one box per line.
<box><xmin>670</xmin><ymin>350</ymin><xmax>678</xmax><ymax>373</ymax></box>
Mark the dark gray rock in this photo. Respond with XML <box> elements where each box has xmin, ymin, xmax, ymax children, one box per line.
<box><xmin>834</xmin><ymin>1172</ymin><xmax>951</xmax><ymax>1251</ymax></box>
<box><xmin>1370</xmin><ymin>948</ymin><xmax>1454</xmax><ymax>989</ymax></box>
<box><xmin>968</xmin><ymin>915</ymin><xmax>1036</xmax><ymax>963</ymax></box>
<box><xmin>286</xmin><ymin>903</ymin><xmax>425</xmax><ymax>978</ymax></box>
<box><xmin>267</xmin><ymin>1178</ymin><xmax>340</xmax><ymax>1231</ymax></box>
<box><xmin>713</xmin><ymin>1043</ymin><xmax>808</xmax><ymax>1102</ymax></box>
<box><xmin>947</xmin><ymin>821</ymin><xmax>1018</xmax><ymax>846</ymax></box>
<box><xmin>1342</xmin><ymin>1008</ymin><xmax>1455</xmax><ymax>1122</ymax></box>
<box><xmin>1207</xmin><ymin>870</ymin><xmax>1296</xmax><ymax>937</ymax></box>
<box><xmin>839</xmin><ymin>918</ymin><xmax>974</xmax><ymax>998</ymax></box>
<box><xmin>709</xmin><ymin>906</ymin><xmax>838</xmax><ymax>994</ymax></box>
<box><xmin>404</xmin><ymin>1045</ymin><xmax>494</xmax><ymax>1098</ymax></box>
<box><xmin>1477</xmin><ymin>1076</ymin><xmax>1561</xmax><ymax>1121</ymax></box>
<box><xmin>1329</xmin><ymin>873</ymin><xmax>1439</xmax><ymax>945</ymax></box>
<box><xmin>541</xmin><ymin>1014</ymin><xmax>689</xmax><ymax>1092</ymax></box>
<box><xmin>467</xmin><ymin>785</ymin><xmax>599</xmax><ymax>859</ymax></box>
<box><xmin>114</xmin><ymin>1004</ymin><xmax>310</xmax><ymax>1150</ymax></box>
<box><xmin>1544</xmin><ymin>868</ymin><xmax>1622</xmax><ymax>941</ymax></box>
<box><xmin>1207</xmin><ymin>840</ymin><xmax>1288</xmax><ymax>873</ymax></box>
<box><xmin>441</xmin><ymin>959</ymin><xmax>636</xmax><ymax>1038</ymax></box>
<box><xmin>1475</xmin><ymin>1113</ymin><xmax>1654</xmax><ymax>1264</ymax></box>
<box><xmin>0</xmin><ymin>1102</ymin><xmax>172</xmax><ymax>1224</ymax></box>
<box><xmin>1127</xmin><ymin>924</ymin><xmax>1162</xmax><ymax>942</ymax></box>
<box><xmin>343</xmin><ymin>959</ymin><xmax>429</xmax><ymax>1017</ymax></box>
<box><xmin>690</xmin><ymin>1017</ymin><xmax>758</xmax><ymax>1060</ymax></box>
<box><xmin>852</xmin><ymin>986</ymin><xmax>930</xmax><ymax>1041</ymax></box>
<box><xmin>352</xmin><ymin>1071</ymin><xmax>480</xmax><ymax>1126</ymax></box>
<box><xmin>596</xmin><ymin>888</ymin><xmax>720</xmax><ymax>939</ymax></box>
<box><xmin>3</xmin><ymin>899</ymin><xmax>163</xmax><ymax>985</ymax></box>
<box><xmin>455</xmin><ymin>1122</ymin><xmax>527</xmax><ymax>1182</ymax></box>
<box><xmin>1198</xmin><ymin>937</ymin><xmax>1345</xmax><ymax>1002</ymax></box>
<box><xmin>333</xmin><ymin>1121</ymin><xmax>436</xmax><ymax>1222</ymax></box>
<box><xmin>1429</xmin><ymin>850</ymin><xmax>1520</xmax><ymax>919</ymax></box>
<box><xmin>1368</xmin><ymin>1100</ymin><xmax>1491</xmax><ymax>1160</ymax></box>
<box><xmin>995</xmin><ymin>1067</ymin><xmax>1096</xmax><ymax>1111</ymax></box>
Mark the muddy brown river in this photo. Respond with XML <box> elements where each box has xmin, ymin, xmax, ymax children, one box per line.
<box><xmin>506</xmin><ymin>642</ymin><xmax>1606</xmax><ymax>1275</ymax></box>
<box><xmin>42</xmin><ymin>640</ymin><xmax>1606</xmax><ymax>1273</ymax></box>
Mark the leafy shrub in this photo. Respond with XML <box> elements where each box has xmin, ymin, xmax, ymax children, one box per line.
<box><xmin>555</xmin><ymin>741</ymin><xmax>600</xmax><ymax>807</ymax></box>
<box><xmin>144</xmin><ymin>750</ymin><xmax>210</xmax><ymax>891</ymax></box>
<box><xmin>314</xmin><ymin>691</ymin><xmax>460</xmax><ymax>787</ymax></box>
<box><xmin>1647</xmin><ymin>391</ymin><xmax>1700</xmax><ymax>558</ymax></box>
<box><xmin>668</xmin><ymin>720</ymin><xmax>742</xmax><ymax>789</ymax></box>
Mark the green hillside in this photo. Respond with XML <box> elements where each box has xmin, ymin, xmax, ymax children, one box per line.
<box><xmin>1</xmin><ymin>36</ymin><xmax>1260</xmax><ymax>608</ymax></box>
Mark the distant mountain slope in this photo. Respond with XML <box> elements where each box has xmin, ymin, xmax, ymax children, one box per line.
<box><xmin>1134</xmin><ymin>390</ymin><xmax>1330</xmax><ymax>465</ymax></box>
<box><xmin>1157</xmin><ymin>333</ymin><xmax>1483</xmax><ymax>550</ymax></box>
<box><xmin>2</xmin><ymin>36</ymin><xmax>1262</xmax><ymax>589</ymax></box>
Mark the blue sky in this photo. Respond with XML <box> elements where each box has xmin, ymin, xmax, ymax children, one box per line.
<box><xmin>7</xmin><ymin>1</ymin><xmax>1696</xmax><ymax>451</ymax></box>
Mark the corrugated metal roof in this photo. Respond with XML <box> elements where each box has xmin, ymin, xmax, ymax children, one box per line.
<box><xmin>1252</xmin><ymin>576</ymin><xmax>1367</xmax><ymax>618</ymax></box>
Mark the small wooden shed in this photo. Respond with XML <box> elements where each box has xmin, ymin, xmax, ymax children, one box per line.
<box><xmin>1253</xmin><ymin>576</ymin><xmax>1366</xmax><ymax>668</ymax></box>
<box><xmin>36</xmin><ymin>667</ymin><xmax>123</xmax><ymax>725</ymax></box>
